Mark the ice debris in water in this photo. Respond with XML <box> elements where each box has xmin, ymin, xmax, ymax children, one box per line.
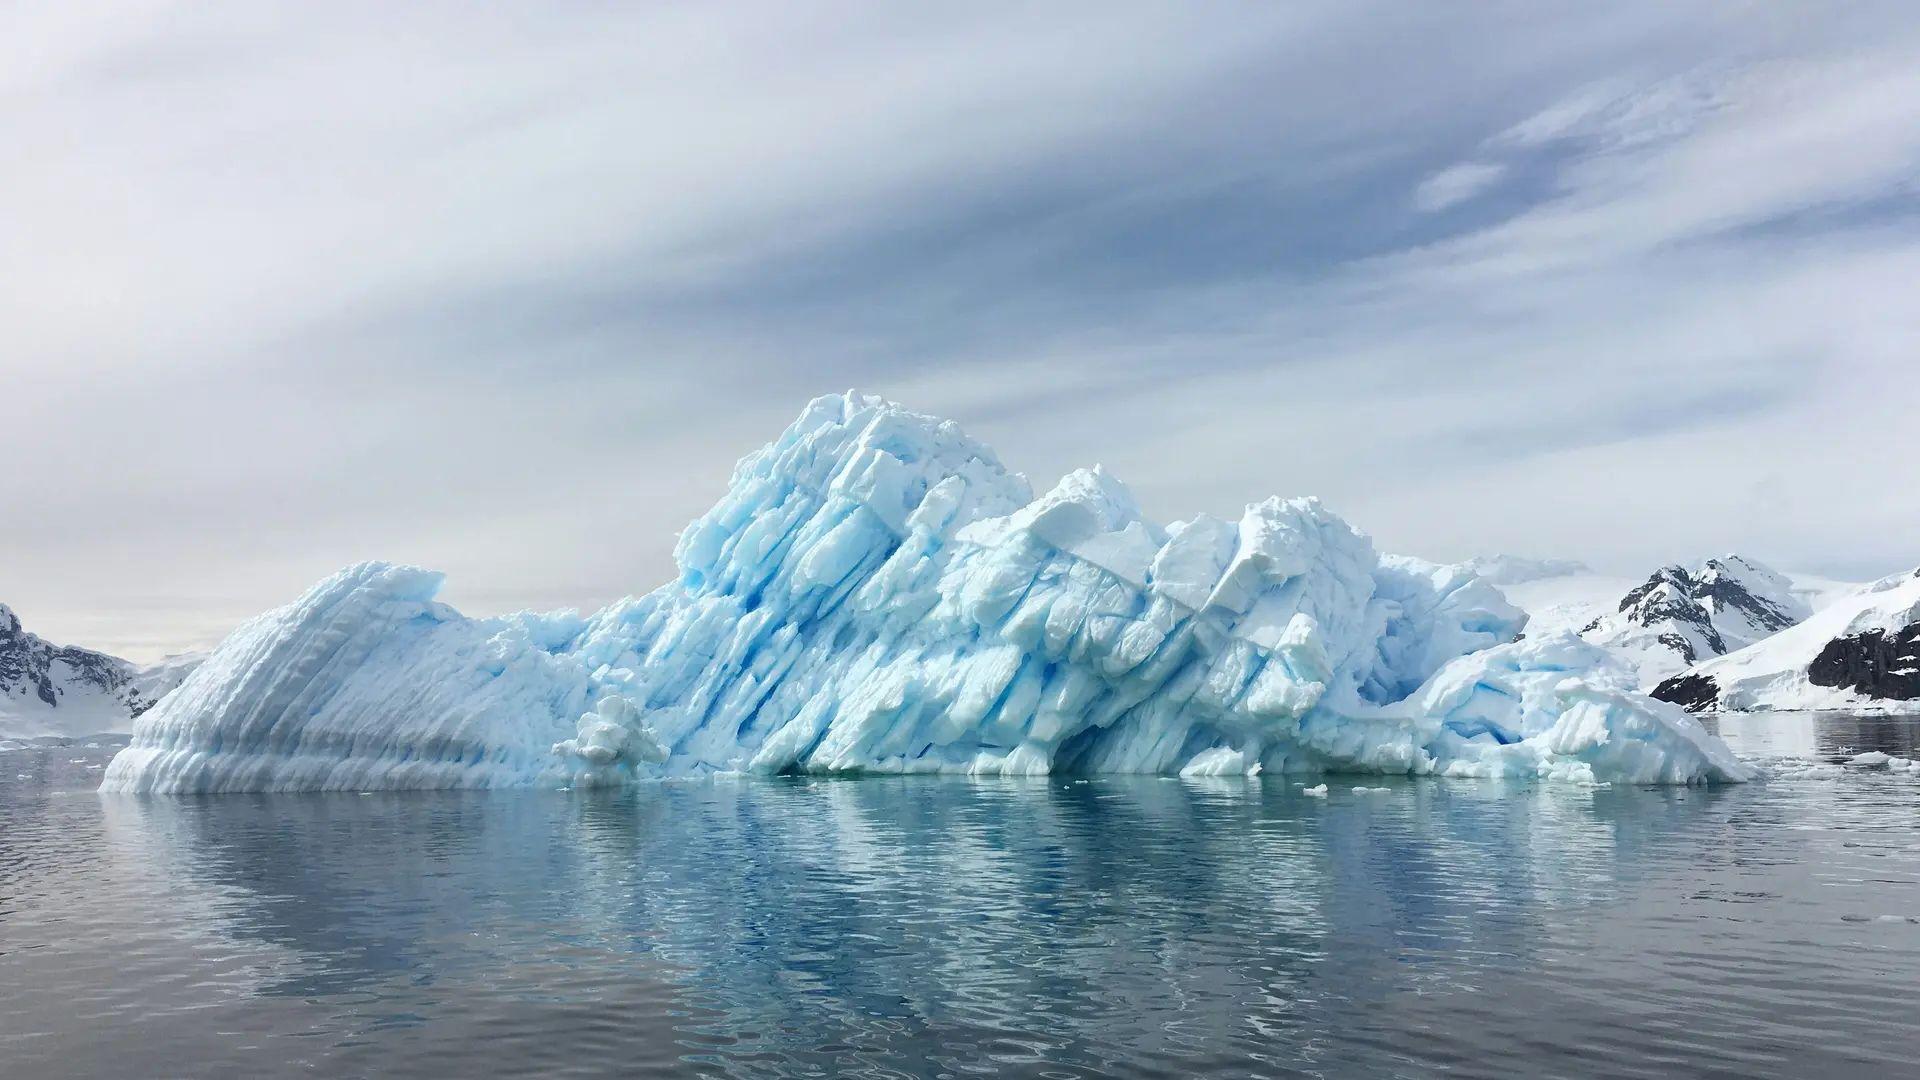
<box><xmin>1302</xmin><ymin>784</ymin><xmax>1329</xmax><ymax>797</ymax></box>
<box><xmin>101</xmin><ymin>392</ymin><xmax>1752</xmax><ymax>793</ymax></box>
<box><xmin>1845</xmin><ymin>751</ymin><xmax>1920</xmax><ymax>773</ymax></box>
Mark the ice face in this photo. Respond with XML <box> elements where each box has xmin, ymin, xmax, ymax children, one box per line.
<box><xmin>102</xmin><ymin>564</ymin><xmax>601</xmax><ymax>792</ymax></box>
<box><xmin>101</xmin><ymin>393</ymin><xmax>1751</xmax><ymax>792</ymax></box>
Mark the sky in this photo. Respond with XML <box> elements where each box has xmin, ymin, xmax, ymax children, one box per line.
<box><xmin>5</xmin><ymin>2</ymin><xmax>1920</xmax><ymax>661</ymax></box>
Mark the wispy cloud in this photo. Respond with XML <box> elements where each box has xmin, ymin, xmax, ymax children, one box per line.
<box><xmin>1413</xmin><ymin>162</ymin><xmax>1507</xmax><ymax>211</ymax></box>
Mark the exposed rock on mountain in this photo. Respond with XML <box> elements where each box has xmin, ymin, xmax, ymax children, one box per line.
<box><xmin>1807</xmin><ymin>625</ymin><xmax>1920</xmax><ymax>701</ymax></box>
<box><xmin>1578</xmin><ymin>556</ymin><xmax>1809</xmax><ymax>685</ymax></box>
<box><xmin>1653</xmin><ymin>570</ymin><xmax>1920</xmax><ymax>713</ymax></box>
<box><xmin>0</xmin><ymin>604</ymin><xmax>201</xmax><ymax>739</ymax></box>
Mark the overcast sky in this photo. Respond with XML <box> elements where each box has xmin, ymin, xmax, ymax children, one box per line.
<box><xmin>6</xmin><ymin>2</ymin><xmax>1920</xmax><ymax>660</ymax></box>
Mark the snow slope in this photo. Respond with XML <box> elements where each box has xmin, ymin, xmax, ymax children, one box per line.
<box><xmin>1487</xmin><ymin>568</ymin><xmax>1638</xmax><ymax>641</ymax></box>
<box><xmin>1458</xmin><ymin>556</ymin><xmax>1593</xmax><ymax>588</ymax></box>
<box><xmin>0</xmin><ymin>604</ymin><xmax>201</xmax><ymax>740</ymax></box>
<box><xmin>1653</xmin><ymin>570</ymin><xmax>1920</xmax><ymax>713</ymax></box>
<box><xmin>1783</xmin><ymin>572</ymin><xmax>1864</xmax><ymax>618</ymax></box>
<box><xmin>103</xmin><ymin>394</ymin><xmax>1747</xmax><ymax>792</ymax></box>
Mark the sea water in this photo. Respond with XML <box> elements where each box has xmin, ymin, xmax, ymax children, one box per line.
<box><xmin>2</xmin><ymin>713</ymin><xmax>1916</xmax><ymax>1078</ymax></box>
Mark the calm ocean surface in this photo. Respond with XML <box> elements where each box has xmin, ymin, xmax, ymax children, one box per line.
<box><xmin>3</xmin><ymin>713</ymin><xmax>1917</xmax><ymax>1079</ymax></box>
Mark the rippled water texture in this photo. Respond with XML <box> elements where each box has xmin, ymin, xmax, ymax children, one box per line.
<box><xmin>3</xmin><ymin>713</ymin><xmax>1918</xmax><ymax>1078</ymax></box>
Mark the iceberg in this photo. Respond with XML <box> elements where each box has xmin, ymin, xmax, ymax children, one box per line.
<box><xmin>103</xmin><ymin>393</ymin><xmax>1749</xmax><ymax>793</ymax></box>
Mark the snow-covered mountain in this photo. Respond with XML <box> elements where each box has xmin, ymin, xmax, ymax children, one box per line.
<box><xmin>1653</xmin><ymin>570</ymin><xmax>1920</xmax><ymax>713</ymax></box>
<box><xmin>1576</xmin><ymin>556</ymin><xmax>1810</xmax><ymax>686</ymax></box>
<box><xmin>0</xmin><ymin>604</ymin><xmax>202</xmax><ymax>739</ymax></box>
<box><xmin>1472</xmin><ymin>554</ymin><xmax>1836</xmax><ymax>688</ymax></box>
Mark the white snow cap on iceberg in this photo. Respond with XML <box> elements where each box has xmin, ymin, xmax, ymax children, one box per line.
<box><xmin>102</xmin><ymin>392</ymin><xmax>1751</xmax><ymax>792</ymax></box>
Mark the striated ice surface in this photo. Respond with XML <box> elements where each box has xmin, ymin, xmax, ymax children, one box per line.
<box><xmin>102</xmin><ymin>393</ymin><xmax>1750</xmax><ymax>792</ymax></box>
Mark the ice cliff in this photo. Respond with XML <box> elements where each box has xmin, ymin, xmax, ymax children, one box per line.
<box><xmin>103</xmin><ymin>394</ymin><xmax>1748</xmax><ymax>792</ymax></box>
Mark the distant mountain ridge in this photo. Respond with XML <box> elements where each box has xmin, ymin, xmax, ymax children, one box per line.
<box><xmin>1654</xmin><ymin>569</ymin><xmax>1920</xmax><ymax>713</ymax></box>
<box><xmin>1578</xmin><ymin>555</ymin><xmax>1808</xmax><ymax>682</ymax></box>
<box><xmin>1466</xmin><ymin>553</ymin><xmax>1846</xmax><ymax>689</ymax></box>
<box><xmin>0</xmin><ymin>604</ymin><xmax>201</xmax><ymax>739</ymax></box>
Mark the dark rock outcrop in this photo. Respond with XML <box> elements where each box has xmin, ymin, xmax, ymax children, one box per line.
<box><xmin>1808</xmin><ymin>625</ymin><xmax>1920</xmax><ymax>701</ymax></box>
<box><xmin>1650</xmin><ymin>672</ymin><xmax>1721</xmax><ymax>713</ymax></box>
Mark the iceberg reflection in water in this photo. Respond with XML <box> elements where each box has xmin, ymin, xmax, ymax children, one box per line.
<box><xmin>7</xmin><ymin>726</ymin><xmax>1920</xmax><ymax>1077</ymax></box>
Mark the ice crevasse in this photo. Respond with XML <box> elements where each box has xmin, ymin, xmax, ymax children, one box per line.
<box><xmin>102</xmin><ymin>394</ymin><xmax>1749</xmax><ymax>792</ymax></box>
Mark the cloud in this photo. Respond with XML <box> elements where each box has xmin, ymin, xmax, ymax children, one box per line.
<box><xmin>1494</xmin><ymin>74</ymin><xmax>1723</xmax><ymax>149</ymax></box>
<box><xmin>3</xmin><ymin>3</ymin><xmax>1919</xmax><ymax>657</ymax></box>
<box><xmin>1413</xmin><ymin>161</ymin><xmax>1507</xmax><ymax>211</ymax></box>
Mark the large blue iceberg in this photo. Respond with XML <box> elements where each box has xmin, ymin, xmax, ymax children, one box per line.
<box><xmin>103</xmin><ymin>394</ymin><xmax>1748</xmax><ymax>792</ymax></box>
